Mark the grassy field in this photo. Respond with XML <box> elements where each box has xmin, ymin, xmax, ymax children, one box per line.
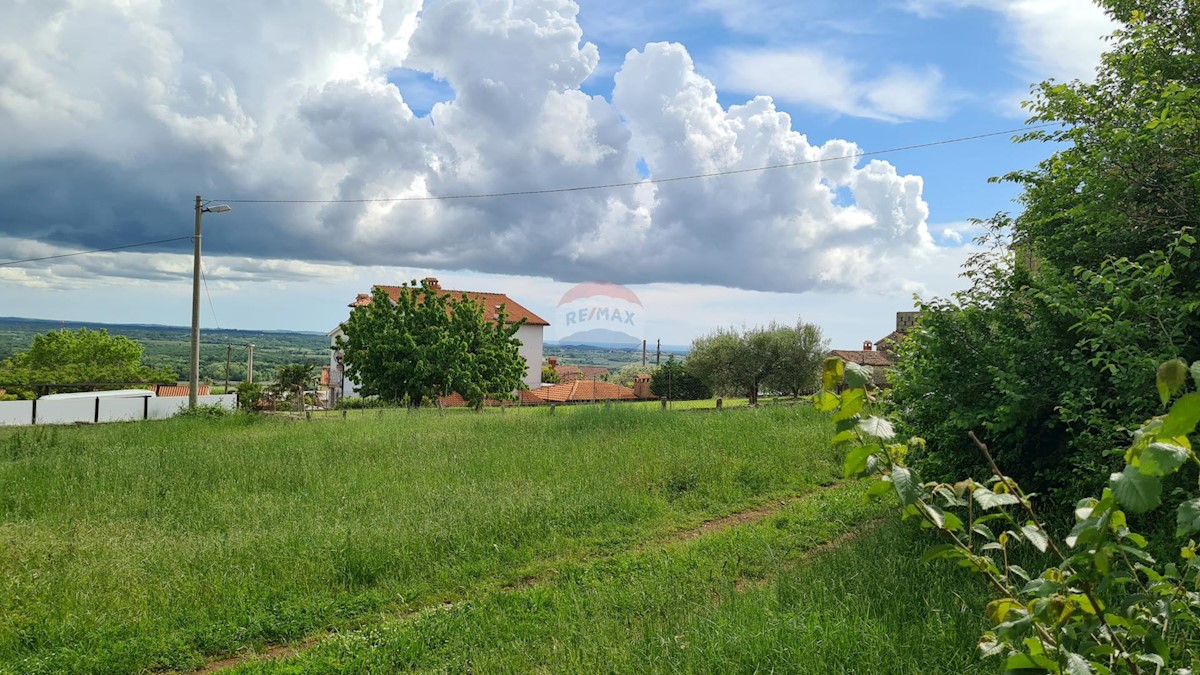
<box><xmin>0</xmin><ymin>404</ymin><xmax>988</xmax><ymax>674</ymax></box>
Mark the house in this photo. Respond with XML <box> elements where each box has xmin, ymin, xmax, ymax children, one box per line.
<box><xmin>875</xmin><ymin>311</ymin><xmax>921</xmax><ymax>358</ymax></box>
<box><xmin>329</xmin><ymin>277</ymin><xmax>549</xmax><ymax>399</ymax></box>
<box><xmin>155</xmin><ymin>384</ymin><xmax>210</xmax><ymax>397</ymax></box>
<box><xmin>546</xmin><ymin>356</ymin><xmax>609</xmax><ymax>383</ymax></box>
<box><xmin>528</xmin><ymin>379</ymin><xmax>640</xmax><ymax>404</ymax></box>
<box><xmin>829</xmin><ymin>312</ymin><xmax>923</xmax><ymax>389</ymax></box>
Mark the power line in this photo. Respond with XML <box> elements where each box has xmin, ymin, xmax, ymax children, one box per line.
<box><xmin>214</xmin><ymin>123</ymin><xmax>1058</xmax><ymax>204</ymax></box>
<box><xmin>200</xmin><ymin>261</ymin><xmax>221</xmax><ymax>331</ymax></box>
<box><xmin>0</xmin><ymin>236</ymin><xmax>193</xmax><ymax>267</ymax></box>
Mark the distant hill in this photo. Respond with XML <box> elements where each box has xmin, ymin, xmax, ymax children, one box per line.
<box><xmin>0</xmin><ymin>317</ymin><xmax>330</xmax><ymax>382</ymax></box>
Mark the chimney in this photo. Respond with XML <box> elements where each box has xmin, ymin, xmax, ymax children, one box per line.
<box><xmin>422</xmin><ymin>277</ymin><xmax>441</xmax><ymax>290</ymax></box>
<box><xmin>548</xmin><ymin>357</ymin><xmax>558</xmax><ymax>367</ymax></box>
<box><xmin>633</xmin><ymin>373</ymin><xmax>651</xmax><ymax>399</ymax></box>
<box><xmin>863</xmin><ymin>340</ymin><xmax>873</xmax><ymax>351</ymax></box>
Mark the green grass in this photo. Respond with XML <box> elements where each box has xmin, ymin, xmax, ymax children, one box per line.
<box><xmin>1</xmin><ymin>405</ymin><xmax>844</xmax><ymax>673</ymax></box>
<box><xmin>233</xmin><ymin>489</ymin><xmax>989</xmax><ymax>674</ymax></box>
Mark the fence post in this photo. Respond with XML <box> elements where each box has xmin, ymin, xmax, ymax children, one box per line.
<box><xmin>716</xmin><ymin>397</ymin><xmax>723</xmax><ymax>410</ymax></box>
<box><xmin>94</xmin><ymin>396</ymin><xmax>100</xmax><ymax>424</ymax></box>
<box><xmin>660</xmin><ymin>396</ymin><xmax>667</xmax><ymax>410</ymax></box>
<box><xmin>31</xmin><ymin>398</ymin><xmax>37</xmax><ymax>425</ymax></box>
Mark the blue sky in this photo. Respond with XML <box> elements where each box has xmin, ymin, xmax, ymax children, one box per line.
<box><xmin>0</xmin><ymin>0</ymin><xmax>1116</xmax><ymax>349</ymax></box>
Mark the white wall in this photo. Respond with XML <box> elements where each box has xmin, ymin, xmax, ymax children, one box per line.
<box><xmin>0</xmin><ymin>401</ymin><xmax>33</xmax><ymax>426</ymax></box>
<box><xmin>516</xmin><ymin>324</ymin><xmax>544</xmax><ymax>389</ymax></box>
<box><xmin>98</xmin><ymin>397</ymin><xmax>147</xmax><ymax>423</ymax></box>
<box><xmin>328</xmin><ymin>328</ymin><xmax>357</xmax><ymax>398</ymax></box>
<box><xmin>0</xmin><ymin>394</ymin><xmax>236</xmax><ymax>426</ymax></box>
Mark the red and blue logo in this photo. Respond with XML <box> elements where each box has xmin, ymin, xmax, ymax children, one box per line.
<box><xmin>554</xmin><ymin>281</ymin><xmax>643</xmax><ymax>347</ymax></box>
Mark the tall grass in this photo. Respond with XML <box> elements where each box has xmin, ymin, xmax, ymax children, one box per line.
<box><xmin>232</xmin><ymin>489</ymin><xmax>987</xmax><ymax>674</ymax></box>
<box><xmin>0</xmin><ymin>405</ymin><xmax>838</xmax><ymax>673</ymax></box>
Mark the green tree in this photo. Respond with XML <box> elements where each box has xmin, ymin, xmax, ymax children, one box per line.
<box><xmin>609</xmin><ymin>362</ymin><xmax>656</xmax><ymax>388</ymax></box>
<box><xmin>764</xmin><ymin>320</ymin><xmax>827</xmax><ymax>397</ymax></box>
<box><xmin>0</xmin><ymin>328</ymin><xmax>175</xmax><ymax>397</ymax></box>
<box><xmin>541</xmin><ymin>364</ymin><xmax>560</xmax><ymax>384</ymax></box>
<box><xmin>334</xmin><ymin>281</ymin><xmax>526</xmax><ymax>407</ymax></box>
<box><xmin>649</xmin><ymin>356</ymin><xmax>711</xmax><ymax>401</ymax></box>
<box><xmin>892</xmin><ymin>0</ymin><xmax>1200</xmax><ymax>501</ymax></box>
<box><xmin>688</xmin><ymin>319</ymin><xmax>825</xmax><ymax>405</ymax></box>
<box><xmin>275</xmin><ymin>363</ymin><xmax>317</xmax><ymax>392</ymax></box>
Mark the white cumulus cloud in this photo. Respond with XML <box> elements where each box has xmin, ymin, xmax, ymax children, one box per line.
<box><xmin>0</xmin><ymin>0</ymin><xmax>939</xmax><ymax>296</ymax></box>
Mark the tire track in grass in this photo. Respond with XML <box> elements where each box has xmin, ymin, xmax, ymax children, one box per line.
<box><xmin>186</xmin><ymin>483</ymin><xmax>857</xmax><ymax>674</ymax></box>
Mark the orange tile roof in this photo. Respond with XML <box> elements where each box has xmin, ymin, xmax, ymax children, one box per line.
<box><xmin>829</xmin><ymin>350</ymin><xmax>893</xmax><ymax>368</ymax></box>
<box><xmin>529</xmin><ymin>380</ymin><xmax>639</xmax><ymax>403</ymax></box>
<box><xmin>155</xmin><ymin>384</ymin><xmax>210</xmax><ymax>397</ymax></box>
<box><xmin>352</xmin><ymin>282</ymin><xmax>549</xmax><ymax>326</ymax></box>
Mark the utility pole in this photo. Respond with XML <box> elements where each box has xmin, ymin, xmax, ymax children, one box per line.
<box><xmin>247</xmin><ymin>344</ymin><xmax>255</xmax><ymax>384</ymax></box>
<box><xmin>642</xmin><ymin>339</ymin><xmax>646</xmax><ymax>367</ymax></box>
<box><xmin>224</xmin><ymin>344</ymin><xmax>232</xmax><ymax>394</ymax></box>
<box><xmin>656</xmin><ymin>339</ymin><xmax>661</xmax><ymax>366</ymax></box>
<box><xmin>189</xmin><ymin>196</ymin><xmax>230</xmax><ymax>408</ymax></box>
<box><xmin>190</xmin><ymin>196</ymin><xmax>203</xmax><ymax>408</ymax></box>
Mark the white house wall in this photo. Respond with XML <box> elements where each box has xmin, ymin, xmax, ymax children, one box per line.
<box><xmin>516</xmin><ymin>324</ymin><xmax>543</xmax><ymax>390</ymax></box>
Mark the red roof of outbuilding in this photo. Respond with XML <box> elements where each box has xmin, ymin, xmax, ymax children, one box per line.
<box><xmin>352</xmin><ymin>281</ymin><xmax>548</xmax><ymax>326</ymax></box>
<box><xmin>528</xmin><ymin>380</ymin><xmax>638</xmax><ymax>403</ymax></box>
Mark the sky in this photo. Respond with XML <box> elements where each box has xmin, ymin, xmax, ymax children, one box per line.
<box><xmin>0</xmin><ymin>0</ymin><xmax>1117</xmax><ymax>349</ymax></box>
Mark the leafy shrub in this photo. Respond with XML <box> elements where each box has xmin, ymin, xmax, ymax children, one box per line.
<box><xmin>174</xmin><ymin>404</ymin><xmax>232</xmax><ymax>420</ymax></box>
<box><xmin>236</xmin><ymin>381</ymin><xmax>264</xmax><ymax>412</ymax></box>
<box><xmin>819</xmin><ymin>356</ymin><xmax>1200</xmax><ymax>673</ymax></box>
<box><xmin>338</xmin><ymin>396</ymin><xmax>388</xmax><ymax>410</ymax></box>
<box><xmin>650</xmin><ymin>356</ymin><xmax>711</xmax><ymax>401</ymax></box>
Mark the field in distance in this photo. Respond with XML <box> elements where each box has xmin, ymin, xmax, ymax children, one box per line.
<box><xmin>0</xmin><ymin>404</ymin><xmax>987</xmax><ymax>674</ymax></box>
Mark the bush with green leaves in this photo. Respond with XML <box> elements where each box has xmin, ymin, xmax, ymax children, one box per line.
<box><xmin>649</xmin><ymin>356</ymin><xmax>711</xmax><ymax>401</ymax></box>
<box><xmin>334</xmin><ymin>280</ymin><xmax>526</xmax><ymax>408</ymax></box>
<box><xmin>174</xmin><ymin>404</ymin><xmax>233</xmax><ymax>420</ymax></box>
<box><xmin>236</xmin><ymin>381</ymin><xmax>264</xmax><ymax>412</ymax></box>
<box><xmin>818</xmin><ymin>355</ymin><xmax>1200</xmax><ymax>673</ymax></box>
<box><xmin>892</xmin><ymin>2</ymin><xmax>1200</xmax><ymax>502</ymax></box>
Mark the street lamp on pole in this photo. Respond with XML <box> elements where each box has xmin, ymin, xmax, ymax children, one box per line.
<box><xmin>191</xmin><ymin>196</ymin><xmax>231</xmax><ymax>408</ymax></box>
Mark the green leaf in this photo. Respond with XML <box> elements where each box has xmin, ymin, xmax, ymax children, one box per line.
<box><xmin>858</xmin><ymin>416</ymin><xmax>895</xmax><ymax>441</ymax></box>
<box><xmin>921</xmin><ymin>543</ymin><xmax>965</xmax><ymax>562</ymax></box>
<box><xmin>1161</xmin><ymin>392</ymin><xmax>1200</xmax><ymax>438</ymax></box>
<box><xmin>1177</xmin><ymin>499</ymin><xmax>1200</xmax><ymax>537</ymax></box>
<box><xmin>844</xmin><ymin>362</ymin><xmax>873</xmax><ymax>389</ymax></box>
<box><xmin>892</xmin><ymin>466</ymin><xmax>918</xmax><ymax>505</ymax></box>
<box><xmin>812</xmin><ymin>391</ymin><xmax>839</xmax><ymax>413</ymax></box>
<box><xmin>1021</xmin><ymin>523</ymin><xmax>1049</xmax><ymax>553</ymax></box>
<box><xmin>1138</xmin><ymin>442</ymin><xmax>1190</xmax><ymax>476</ymax></box>
<box><xmin>1158</xmin><ymin>359</ymin><xmax>1189</xmax><ymax>405</ymax></box>
<box><xmin>1110</xmin><ymin>466</ymin><xmax>1162</xmax><ymax>514</ymax></box>
<box><xmin>833</xmin><ymin>388</ymin><xmax>864</xmax><ymax>422</ymax></box>
<box><xmin>942</xmin><ymin>510</ymin><xmax>964</xmax><ymax>532</ymax></box>
<box><xmin>1002</xmin><ymin>651</ymin><xmax>1052</xmax><ymax>674</ymax></box>
<box><xmin>821</xmin><ymin>356</ymin><xmax>844</xmax><ymax>390</ymax></box>
<box><xmin>1064</xmin><ymin>652</ymin><xmax>1094</xmax><ymax>675</ymax></box>
<box><xmin>973</xmin><ymin>488</ymin><xmax>1020</xmax><ymax>510</ymax></box>
<box><xmin>843</xmin><ymin>445</ymin><xmax>876</xmax><ymax>478</ymax></box>
<box><xmin>1192</xmin><ymin>360</ymin><xmax>1200</xmax><ymax>387</ymax></box>
<box><xmin>865</xmin><ymin>478</ymin><xmax>892</xmax><ymax>501</ymax></box>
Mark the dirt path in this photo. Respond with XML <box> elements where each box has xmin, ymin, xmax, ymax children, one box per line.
<box><xmin>188</xmin><ymin>485</ymin><xmax>849</xmax><ymax>674</ymax></box>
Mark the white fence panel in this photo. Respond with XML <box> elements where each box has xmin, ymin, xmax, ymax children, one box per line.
<box><xmin>197</xmin><ymin>394</ymin><xmax>237</xmax><ymax>410</ymax></box>
<box><xmin>147</xmin><ymin>397</ymin><xmax>188</xmax><ymax>420</ymax></box>
<box><xmin>35</xmin><ymin>398</ymin><xmax>96</xmax><ymax>425</ymax></box>
<box><xmin>0</xmin><ymin>400</ymin><xmax>34</xmax><ymax>426</ymax></box>
<box><xmin>98</xmin><ymin>397</ymin><xmax>148</xmax><ymax>423</ymax></box>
